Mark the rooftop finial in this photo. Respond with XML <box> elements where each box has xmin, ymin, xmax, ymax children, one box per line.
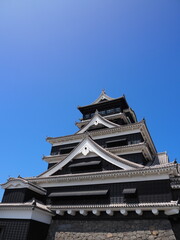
<box><xmin>90</xmin><ymin>90</ymin><xmax>114</xmax><ymax>105</ymax></box>
<box><xmin>95</xmin><ymin>109</ymin><xmax>99</xmax><ymax>114</ymax></box>
<box><xmin>174</xmin><ymin>158</ymin><xmax>177</xmax><ymax>164</ymax></box>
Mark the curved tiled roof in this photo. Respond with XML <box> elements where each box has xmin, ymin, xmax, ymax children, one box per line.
<box><xmin>0</xmin><ymin>200</ymin><xmax>54</xmax><ymax>214</ymax></box>
<box><xmin>50</xmin><ymin>201</ymin><xmax>179</xmax><ymax>210</ymax></box>
<box><xmin>1</xmin><ymin>177</ymin><xmax>47</xmax><ymax>195</ymax></box>
<box><xmin>91</xmin><ymin>90</ymin><xmax>114</xmax><ymax>104</ymax></box>
<box><xmin>76</xmin><ymin>111</ymin><xmax>120</xmax><ymax>134</ymax></box>
<box><xmin>39</xmin><ymin>136</ymin><xmax>144</xmax><ymax>177</ymax></box>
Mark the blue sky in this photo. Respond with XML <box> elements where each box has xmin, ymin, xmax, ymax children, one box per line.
<box><xmin>0</xmin><ymin>0</ymin><xmax>180</xmax><ymax>200</ymax></box>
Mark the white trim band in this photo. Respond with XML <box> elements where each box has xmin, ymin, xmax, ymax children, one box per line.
<box><xmin>0</xmin><ymin>207</ymin><xmax>53</xmax><ymax>224</ymax></box>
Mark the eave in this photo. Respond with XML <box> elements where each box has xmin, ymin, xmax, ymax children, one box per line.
<box><xmin>51</xmin><ymin>201</ymin><xmax>180</xmax><ymax>217</ymax></box>
<box><xmin>43</xmin><ymin>142</ymin><xmax>153</xmax><ymax>164</ymax></box>
<box><xmin>47</xmin><ymin>121</ymin><xmax>143</xmax><ymax>144</ymax></box>
<box><xmin>26</xmin><ymin>163</ymin><xmax>178</xmax><ymax>186</ymax></box>
<box><xmin>0</xmin><ymin>201</ymin><xmax>53</xmax><ymax>215</ymax></box>
<box><xmin>40</xmin><ymin>136</ymin><xmax>143</xmax><ymax>177</ymax></box>
<box><xmin>51</xmin><ymin>201</ymin><xmax>179</xmax><ymax>211</ymax></box>
<box><xmin>1</xmin><ymin>177</ymin><xmax>47</xmax><ymax>195</ymax></box>
<box><xmin>76</xmin><ymin>112</ymin><xmax>120</xmax><ymax>134</ymax></box>
<box><xmin>78</xmin><ymin>96</ymin><xmax>129</xmax><ymax>114</ymax></box>
<box><xmin>47</xmin><ymin>120</ymin><xmax>157</xmax><ymax>156</ymax></box>
<box><xmin>0</xmin><ymin>200</ymin><xmax>55</xmax><ymax>224</ymax></box>
<box><xmin>76</xmin><ymin>112</ymin><xmax>129</xmax><ymax>129</ymax></box>
<box><xmin>123</xmin><ymin>108</ymin><xmax>137</xmax><ymax>123</ymax></box>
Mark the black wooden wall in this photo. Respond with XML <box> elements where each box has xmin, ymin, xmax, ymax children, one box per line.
<box><xmin>0</xmin><ymin>219</ymin><xmax>49</xmax><ymax>240</ymax></box>
<box><xmin>46</xmin><ymin>179</ymin><xmax>172</xmax><ymax>206</ymax></box>
<box><xmin>2</xmin><ymin>188</ymin><xmax>45</xmax><ymax>204</ymax></box>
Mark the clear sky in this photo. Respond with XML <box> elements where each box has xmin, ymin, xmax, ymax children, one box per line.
<box><xmin>0</xmin><ymin>0</ymin><xmax>180</xmax><ymax>200</ymax></box>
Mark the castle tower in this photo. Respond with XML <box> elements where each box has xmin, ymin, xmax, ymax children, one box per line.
<box><xmin>0</xmin><ymin>92</ymin><xmax>179</xmax><ymax>240</ymax></box>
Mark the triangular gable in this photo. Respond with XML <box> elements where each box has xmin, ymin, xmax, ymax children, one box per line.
<box><xmin>39</xmin><ymin>136</ymin><xmax>143</xmax><ymax>177</ymax></box>
<box><xmin>1</xmin><ymin>177</ymin><xmax>47</xmax><ymax>195</ymax></box>
<box><xmin>77</xmin><ymin>112</ymin><xmax>119</xmax><ymax>134</ymax></box>
<box><xmin>92</xmin><ymin>90</ymin><xmax>114</xmax><ymax>104</ymax></box>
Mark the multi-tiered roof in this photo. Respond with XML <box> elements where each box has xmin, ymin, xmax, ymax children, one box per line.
<box><xmin>0</xmin><ymin>91</ymin><xmax>179</xmax><ymax>239</ymax></box>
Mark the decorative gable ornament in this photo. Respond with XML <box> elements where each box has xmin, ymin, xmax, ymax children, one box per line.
<box><xmin>82</xmin><ymin>145</ymin><xmax>90</xmax><ymax>156</ymax></box>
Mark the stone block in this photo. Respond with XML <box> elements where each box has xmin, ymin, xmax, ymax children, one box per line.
<box><xmin>46</xmin><ymin>219</ymin><xmax>176</xmax><ymax>240</ymax></box>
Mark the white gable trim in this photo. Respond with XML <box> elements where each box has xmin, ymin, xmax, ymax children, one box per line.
<box><xmin>52</xmin><ymin>129</ymin><xmax>141</xmax><ymax>146</ymax></box>
<box><xmin>77</xmin><ymin>113</ymin><xmax>119</xmax><ymax>134</ymax></box>
<box><xmin>1</xmin><ymin>179</ymin><xmax>47</xmax><ymax>195</ymax></box>
<box><xmin>37</xmin><ymin>173</ymin><xmax>170</xmax><ymax>188</ymax></box>
<box><xmin>92</xmin><ymin>90</ymin><xmax>114</xmax><ymax>104</ymax></box>
<box><xmin>40</xmin><ymin>137</ymin><xmax>141</xmax><ymax>177</ymax></box>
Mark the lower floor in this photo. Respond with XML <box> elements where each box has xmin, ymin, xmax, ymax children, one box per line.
<box><xmin>0</xmin><ymin>217</ymin><xmax>179</xmax><ymax>240</ymax></box>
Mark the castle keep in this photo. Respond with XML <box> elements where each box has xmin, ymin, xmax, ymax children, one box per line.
<box><xmin>0</xmin><ymin>91</ymin><xmax>180</xmax><ymax>239</ymax></box>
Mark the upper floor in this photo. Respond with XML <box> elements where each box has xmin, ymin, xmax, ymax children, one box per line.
<box><xmin>77</xmin><ymin>91</ymin><xmax>137</xmax><ymax>124</ymax></box>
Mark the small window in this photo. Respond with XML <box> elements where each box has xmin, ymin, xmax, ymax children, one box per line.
<box><xmin>115</xmin><ymin>107</ymin><xmax>121</xmax><ymax>113</ymax></box>
<box><xmin>110</xmin><ymin>109</ymin><xmax>115</xmax><ymax>114</ymax></box>
<box><xmin>84</xmin><ymin>114</ymin><xmax>90</xmax><ymax>119</ymax></box>
<box><xmin>133</xmin><ymin>139</ymin><xmax>141</xmax><ymax>144</ymax></box>
<box><xmin>100</xmin><ymin>110</ymin><xmax>106</xmax><ymax>116</ymax></box>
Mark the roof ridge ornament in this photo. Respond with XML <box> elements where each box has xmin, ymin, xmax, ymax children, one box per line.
<box><xmin>102</xmin><ymin>89</ymin><xmax>106</xmax><ymax>96</ymax></box>
<box><xmin>95</xmin><ymin>109</ymin><xmax>99</xmax><ymax>114</ymax></box>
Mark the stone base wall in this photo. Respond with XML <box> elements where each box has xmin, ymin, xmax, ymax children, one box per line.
<box><xmin>46</xmin><ymin>219</ymin><xmax>176</xmax><ymax>240</ymax></box>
